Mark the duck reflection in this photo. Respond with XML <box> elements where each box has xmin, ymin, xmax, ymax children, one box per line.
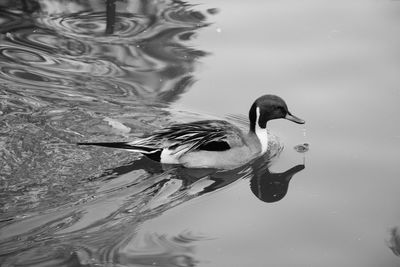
<box><xmin>99</xmin><ymin>154</ymin><xmax>305</xmax><ymax>205</ymax></box>
<box><xmin>250</xmin><ymin>164</ymin><xmax>305</xmax><ymax>203</ymax></box>
<box><xmin>0</xmin><ymin>152</ymin><xmax>305</xmax><ymax>265</ymax></box>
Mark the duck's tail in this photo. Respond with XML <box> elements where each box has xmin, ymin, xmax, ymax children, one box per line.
<box><xmin>77</xmin><ymin>142</ymin><xmax>162</xmax><ymax>161</ymax></box>
<box><xmin>77</xmin><ymin>142</ymin><xmax>138</xmax><ymax>150</ymax></box>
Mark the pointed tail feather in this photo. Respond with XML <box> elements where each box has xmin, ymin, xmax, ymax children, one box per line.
<box><xmin>77</xmin><ymin>142</ymin><xmax>162</xmax><ymax>162</ymax></box>
<box><xmin>77</xmin><ymin>142</ymin><xmax>139</xmax><ymax>150</ymax></box>
<box><xmin>77</xmin><ymin>142</ymin><xmax>158</xmax><ymax>153</ymax></box>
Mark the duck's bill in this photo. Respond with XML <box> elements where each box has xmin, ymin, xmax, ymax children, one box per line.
<box><xmin>285</xmin><ymin>112</ymin><xmax>305</xmax><ymax>124</ymax></box>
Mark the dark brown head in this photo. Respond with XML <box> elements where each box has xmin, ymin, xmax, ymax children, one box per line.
<box><xmin>249</xmin><ymin>95</ymin><xmax>305</xmax><ymax>132</ymax></box>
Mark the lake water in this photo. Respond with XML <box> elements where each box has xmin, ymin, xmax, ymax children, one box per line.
<box><xmin>1</xmin><ymin>0</ymin><xmax>400</xmax><ymax>266</ymax></box>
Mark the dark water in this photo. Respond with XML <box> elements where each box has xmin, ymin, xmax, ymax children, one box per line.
<box><xmin>1</xmin><ymin>0</ymin><xmax>400</xmax><ymax>266</ymax></box>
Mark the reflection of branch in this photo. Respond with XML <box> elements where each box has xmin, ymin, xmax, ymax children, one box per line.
<box><xmin>105</xmin><ymin>0</ymin><xmax>116</xmax><ymax>34</ymax></box>
<box><xmin>21</xmin><ymin>0</ymin><xmax>40</xmax><ymax>13</ymax></box>
<box><xmin>158</xmin><ymin>76</ymin><xmax>195</xmax><ymax>103</ymax></box>
<box><xmin>388</xmin><ymin>227</ymin><xmax>400</xmax><ymax>257</ymax></box>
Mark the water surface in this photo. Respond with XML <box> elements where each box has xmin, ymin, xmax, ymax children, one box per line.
<box><xmin>1</xmin><ymin>0</ymin><xmax>400</xmax><ymax>266</ymax></box>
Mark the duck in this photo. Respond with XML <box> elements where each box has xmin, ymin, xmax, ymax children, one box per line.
<box><xmin>78</xmin><ymin>94</ymin><xmax>305</xmax><ymax>169</ymax></box>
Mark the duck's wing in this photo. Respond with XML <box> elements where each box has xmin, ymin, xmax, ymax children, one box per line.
<box><xmin>133</xmin><ymin>120</ymin><xmax>245</xmax><ymax>153</ymax></box>
<box><xmin>77</xmin><ymin>120</ymin><xmax>245</xmax><ymax>162</ymax></box>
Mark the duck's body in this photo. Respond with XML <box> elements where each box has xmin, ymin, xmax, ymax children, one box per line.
<box><xmin>157</xmin><ymin>120</ymin><xmax>264</xmax><ymax>168</ymax></box>
<box><xmin>78</xmin><ymin>95</ymin><xmax>305</xmax><ymax>169</ymax></box>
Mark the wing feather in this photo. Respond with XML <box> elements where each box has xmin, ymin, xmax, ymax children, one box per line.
<box><xmin>136</xmin><ymin>120</ymin><xmax>245</xmax><ymax>153</ymax></box>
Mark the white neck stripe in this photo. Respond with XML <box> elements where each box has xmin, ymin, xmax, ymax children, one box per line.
<box><xmin>255</xmin><ymin>107</ymin><xmax>268</xmax><ymax>154</ymax></box>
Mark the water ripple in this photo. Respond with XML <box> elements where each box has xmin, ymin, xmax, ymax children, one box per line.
<box><xmin>0</xmin><ymin>0</ymin><xmax>213</xmax><ymax>111</ymax></box>
<box><xmin>39</xmin><ymin>12</ymin><xmax>153</xmax><ymax>43</ymax></box>
<box><xmin>0</xmin><ymin>46</ymin><xmax>47</xmax><ymax>63</ymax></box>
<box><xmin>0</xmin><ymin>1</ymin><xmax>217</xmax><ymax>265</ymax></box>
<box><xmin>1</xmin><ymin>243</ymin><xmax>96</xmax><ymax>267</ymax></box>
<box><xmin>117</xmin><ymin>231</ymin><xmax>205</xmax><ymax>266</ymax></box>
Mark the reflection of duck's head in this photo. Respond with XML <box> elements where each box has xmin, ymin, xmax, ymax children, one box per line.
<box><xmin>250</xmin><ymin>164</ymin><xmax>305</xmax><ymax>203</ymax></box>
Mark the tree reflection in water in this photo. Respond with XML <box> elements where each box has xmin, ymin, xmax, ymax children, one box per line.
<box><xmin>0</xmin><ymin>1</ymin><xmax>219</xmax><ymax>265</ymax></box>
<box><xmin>0</xmin><ymin>1</ymin><xmax>306</xmax><ymax>266</ymax></box>
<box><xmin>388</xmin><ymin>227</ymin><xmax>400</xmax><ymax>257</ymax></box>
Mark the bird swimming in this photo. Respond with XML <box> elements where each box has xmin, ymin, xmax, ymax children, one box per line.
<box><xmin>78</xmin><ymin>94</ymin><xmax>305</xmax><ymax>169</ymax></box>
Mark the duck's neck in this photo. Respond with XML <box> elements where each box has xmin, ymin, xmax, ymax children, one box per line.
<box><xmin>249</xmin><ymin>106</ymin><xmax>269</xmax><ymax>154</ymax></box>
<box><xmin>254</xmin><ymin>125</ymin><xmax>268</xmax><ymax>154</ymax></box>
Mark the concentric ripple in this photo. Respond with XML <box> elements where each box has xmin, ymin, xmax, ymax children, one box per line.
<box><xmin>39</xmin><ymin>12</ymin><xmax>152</xmax><ymax>43</ymax></box>
<box><xmin>0</xmin><ymin>0</ymin><xmax>217</xmax><ymax>265</ymax></box>
<box><xmin>0</xmin><ymin>46</ymin><xmax>47</xmax><ymax>63</ymax></box>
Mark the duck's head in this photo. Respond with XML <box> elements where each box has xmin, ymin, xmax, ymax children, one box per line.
<box><xmin>249</xmin><ymin>94</ymin><xmax>305</xmax><ymax>131</ymax></box>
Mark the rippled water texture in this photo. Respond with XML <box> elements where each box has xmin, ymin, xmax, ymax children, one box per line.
<box><xmin>1</xmin><ymin>0</ymin><xmax>400</xmax><ymax>266</ymax></box>
<box><xmin>0</xmin><ymin>1</ymin><xmax>223</xmax><ymax>265</ymax></box>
